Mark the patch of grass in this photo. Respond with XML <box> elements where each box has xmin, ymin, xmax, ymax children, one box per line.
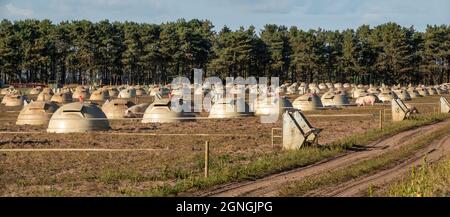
<box><xmin>332</xmin><ymin>113</ymin><xmax>450</xmax><ymax>149</ymax></box>
<box><xmin>278</xmin><ymin>120</ymin><xmax>450</xmax><ymax>196</ymax></box>
<box><xmin>123</xmin><ymin>114</ymin><xmax>449</xmax><ymax>196</ymax></box>
<box><xmin>126</xmin><ymin>146</ymin><xmax>341</xmax><ymax>196</ymax></box>
<box><xmin>99</xmin><ymin>169</ymin><xmax>146</xmax><ymax>184</ymax></box>
<box><xmin>385</xmin><ymin>157</ymin><xmax>450</xmax><ymax>197</ymax></box>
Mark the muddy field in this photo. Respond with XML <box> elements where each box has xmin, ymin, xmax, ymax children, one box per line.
<box><xmin>0</xmin><ymin>93</ymin><xmax>447</xmax><ymax>196</ymax></box>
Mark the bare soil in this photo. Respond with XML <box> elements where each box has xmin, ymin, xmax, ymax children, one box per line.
<box><xmin>0</xmin><ymin>93</ymin><xmax>446</xmax><ymax>196</ymax></box>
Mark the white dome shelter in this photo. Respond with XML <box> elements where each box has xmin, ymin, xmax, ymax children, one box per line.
<box><xmin>118</xmin><ymin>87</ymin><xmax>136</xmax><ymax>98</ymax></box>
<box><xmin>142</xmin><ymin>98</ymin><xmax>194</xmax><ymax>123</ymax></box>
<box><xmin>292</xmin><ymin>93</ymin><xmax>323</xmax><ymax>111</ymax></box>
<box><xmin>108</xmin><ymin>88</ymin><xmax>119</xmax><ymax>97</ymax></box>
<box><xmin>208</xmin><ymin>97</ymin><xmax>253</xmax><ymax>119</ymax></box>
<box><xmin>427</xmin><ymin>87</ymin><xmax>437</xmax><ymax>95</ymax></box>
<box><xmin>16</xmin><ymin>101</ymin><xmax>59</xmax><ymax>125</ymax></box>
<box><xmin>37</xmin><ymin>88</ymin><xmax>54</xmax><ymax>101</ymax></box>
<box><xmin>135</xmin><ymin>86</ymin><xmax>146</xmax><ymax>96</ymax></box>
<box><xmin>72</xmin><ymin>87</ymin><xmax>90</xmax><ymax>100</ymax></box>
<box><xmin>1</xmin><ymin>87</ymin><xmax>15</xmax><ymax>95</ymax></box>
<box><xmin>102</xmin><ymin>99</ymin><xmax>135</xmax><ymax>119</ymax></box>
<box><xmin>367</xmin><ymin>85</ymin><xmax>379</xmax><ymax>95</ymax></box>
<box><xmin>2</xmin><ymin>94</ymin><xmax>27</xmax><ymax>107</ymax></box>
<box><xmin>51</xmin><ymin>92</ymin><xmax>72</xmax><ymax>103</ymax></box>
<box><xmin>393</xmin><ymin>89</ymin><xmax>411</xmax><ymax>101</ymax></box>
<box><xmin>47</xmin><ymin>102</ymin><xmax>110</xmax><ymax>133</ymax></box>
<box><xmin>29</xmin><ymin>86</ymin><xmax>43</xmax><ymax>95</ymax></box>
<box><xmin>254</xmin><ymin>96</ymin><xmax>293</xmax><ymax>116</ymax></box>
<box><xmin>416</xmin><ymin>87</ymin><xmax>429</xmax><ymax>97</ymax></box>
<box><xmin>407</xmin><ymin>86</ymin><xmax>420</xmax><ymax>98</ymax></box>
<box><xmin>321</xmin><ymin>89</ymin><xmax>350</xmax><ymax>107</ymax></box>
<box><xmin>351</xmin><ymin>88</ymin><xmax>368</xmax><ymax>98</ymax></box>
<box><xmin>378</xmin><ymin>89</ymin><xmax>397</xmax><ymax>103</ymax></box>
<box><xmin>90</xmin><ymin>89</ymin><xmax>110</xmax><ymax>101</ymax></box>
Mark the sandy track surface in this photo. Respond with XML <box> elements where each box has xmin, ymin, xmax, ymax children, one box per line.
<box><xmin>306</xmin><ymin>134</ymin><xmax>450</xmax><ymax>197</ymax></box>
<box><xmin>197</xmin><ymin>119</ymin><xmax>450</xmax><ymax>197</ymax></box>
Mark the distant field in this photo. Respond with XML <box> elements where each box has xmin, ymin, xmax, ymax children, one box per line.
<box><xmin>0</xmin><ymin>93</ymin><xmax>447</xmax><ymax>196</ymax></box>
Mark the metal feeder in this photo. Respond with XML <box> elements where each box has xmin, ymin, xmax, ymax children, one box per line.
<box><xmin>282</xmin><ymin>110</ymin><xmax>321</xmax><ymax>150</ymax></box>
<box><xmin>391</xmin><ymin>98</ymin><xmax>411</xmax><ymax>122</ymax></box>
<box><xmin>440</xmin><ymin>97</ymin><xmax>450</xmax><ymax>113</ymax></box>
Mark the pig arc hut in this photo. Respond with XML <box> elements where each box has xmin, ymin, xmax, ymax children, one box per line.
<box><xmin>142</xmin><ymin>98</ymin><xmax>194</xmax><ymax>123</ymax></box>
<box><xmin>292</xmin><ymin>93</ymin><xmax>323</xmax><ymax>111</ymax></box>
<box><xmin>208</xmin><ymin>97</ymin><xmax>254</xmax><ymax>118</ymax></box>
<box><xmin>2</xmin><ymin>94</ymin><xmax>27</xmax><ymax>107</ymax></box>
<box><xmin>51</xmin><ymin>92</ymin><xmax>72</xmax><ymax>104</ymax></box>
<box><xmin>16</xmin><ymin>101</ymin><xmax>59</xmax><ymax>125</ymax></box>
<box><xmin>253</xmin><ymin>96</ymin><xmax>292</xmax><ymax>116</ymax></box>
<box><xmin>90</xmin><ymin>88</ymin><xmax>110</xmax><ymax>101</ymax></box>
<box><xmin>72</xmin><ymin>86</ymin><xmax>91</xmax><ymax>100</ymax></box>
<box><xmin>118</xmin><ymin>87</ymin><xmax>136</xmax><ymax>99</ymax></box>
<box><xmin>102</xmin><ymin>99</ymin><xmax>135</xmax><ymax>119</ymax></box>
<box><xmin>47</xmin><ymin>102</ymin><xmax>110</xmax><ymax>133</ymax></box>
<box><xmin>37</xmin><ymin>88</ymin><xmax>54</xmax><ymax>101</ymax></box>
<box><xmin>321</xmin><ymin>89</ymin><xmax>350</xmax><ymax>107</ymax></box>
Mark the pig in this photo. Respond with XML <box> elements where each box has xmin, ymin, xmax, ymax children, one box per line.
<box><xmin>125</xmin><ymin>103</ymin><xmax>150</xmax><ymax>118</ymax></box>
<box><xmin>355</xmin><ymin>95</ymin><xmax>376</xmax><ymax>106</ymax></box>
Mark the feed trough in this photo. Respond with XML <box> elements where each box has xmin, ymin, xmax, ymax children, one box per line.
<box><xmin>440</xmin><ymin>97</ymin><xmax>450</xmax><ymax>113</ymax></box>
<box><xmin>283</xmin><ymin>110</ymin><xmax>321</xmax><ymax>150</ymax></box>
<box><xmin>16</xmin><ymin>101</ymin><xmax>59</xmax><ymax>125</ymax></box>
<box><xmin>391</xmin><ymin>98</ymin><xmax>412</xmax><ymax>122</ymax></box>
<box><xmin>47</xmin><ymin>102</ymin><xmax>110</xmax><ymax>133</ymax></box>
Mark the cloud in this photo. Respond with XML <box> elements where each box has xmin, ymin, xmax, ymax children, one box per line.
<box><xmin>2</xmin><ymin>3</ymin><xmax>33</xmax><ymax>17</ymax></box>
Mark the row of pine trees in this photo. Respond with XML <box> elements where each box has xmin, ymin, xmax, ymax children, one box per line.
<box><xmin>0</xmin><ymin>19</ymin><xmax>448</xmax><ymax>85</ymax></box>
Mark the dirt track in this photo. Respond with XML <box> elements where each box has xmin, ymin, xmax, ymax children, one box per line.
<box><xmin>306</xmin><ymin>134</ymin><xmax>450</xmax><ymax>197</ymax></box>
<box><xmin>198</xmin><ymin>119</ymin><xmax>450</xmax><ymax>197</ymax></box>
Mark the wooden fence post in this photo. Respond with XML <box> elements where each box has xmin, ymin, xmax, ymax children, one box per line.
<box><xmin>204</xmin><ymin>141</ymin><xmax>209</xmax><ymax>178</ymax></box>
<box><xmin>379</xmin><ymin>109</ymin><xmax>383</xmax><ymax>130</ymax></box>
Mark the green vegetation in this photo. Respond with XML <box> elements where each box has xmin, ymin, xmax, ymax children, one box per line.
<box><xmin>332</xmin><ymin>113</ymin><xmax>450</xmax><ymax>149</ymax></box>
<box><xmin>385</xmin><ymin>157</ymin><xmax>450</xmax><ymax>197</ymax></box>
<box><xmin>127</xmin><ymin>114</ymin><xmax>449</xmax><ymax>196</ymax></box>
<box><xmin>0</xmin><ymin>19</ymin><xmax>448</xmax><ymax>85</ymax></box>
<box><xmin>279</xmin><ymin>115</ymin><xmax>450</xmax><ymax>196</ymax></box>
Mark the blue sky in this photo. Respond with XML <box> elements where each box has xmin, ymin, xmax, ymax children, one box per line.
<box><xmin>0</xmin><ymin>0</ymin><xmax>448</xmax><ymax>32</ymax></box>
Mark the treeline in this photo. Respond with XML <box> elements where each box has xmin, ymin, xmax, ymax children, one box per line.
<box><xmin>0</xmin><ymin>19</ymin><xmax>448</xmax><ymax>85</ymax></box>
